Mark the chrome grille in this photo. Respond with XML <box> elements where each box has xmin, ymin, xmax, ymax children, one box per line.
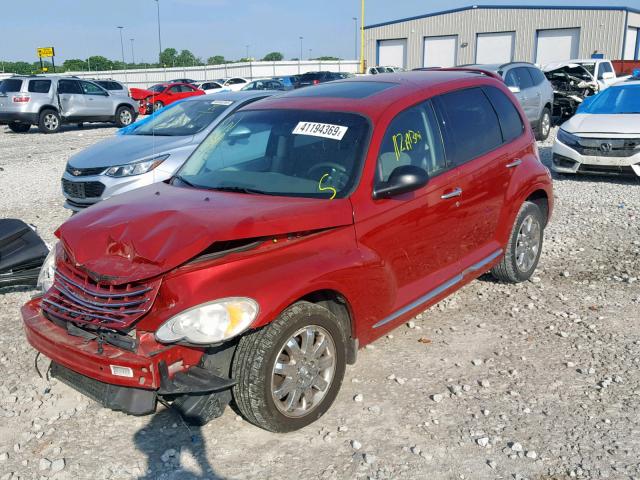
<box><xmin>41</xmin><ymin>261</ymin><xmax>161</xmax><ymax>330</ymax></box>
<box><xmin>575</xmin><ymin>138</ymin><xmax>640</xmax><ymax>158</ymax></box>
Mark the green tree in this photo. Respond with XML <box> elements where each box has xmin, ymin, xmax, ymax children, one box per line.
<box><xmin>207</xmin><ymin>55</ymin><xmax>226</xmax><ymax>65</ymax></box>
<box><xmin>160</xmin><ymin>48</ymin><xmax>178</xmax><ymax>67</ymax></box>
<box><xmin>238</xmin><ymin>57</ymin><xmax>253</xmax><ymax>63</ymax></box>
<box><xmin>176</xmin><ymin>49</ymin><xmax>198</xmax><ymax>66</ymax></box>
<box><xmin>262</xmin><ymin>51</ymin><xmax>284</xmax><ymax>61</ymax></box>
<box><xmin>87</xmin><ymin>56</ymin><xmax>113</xmax><ymax>71</ymax></box>
<box><xmin>63</xmin><ymin>59</ymin><xmax>88</xmax><ymax>71</ymax></box>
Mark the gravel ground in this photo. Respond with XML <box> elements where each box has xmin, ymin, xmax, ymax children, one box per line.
<box><xmin>0</xmin><ymin>124</ymin><xmax>639</xmax><ymax>480</ymax></box>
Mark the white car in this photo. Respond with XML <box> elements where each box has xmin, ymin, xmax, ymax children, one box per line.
<box><xmin>552</xmin><ymin>80</ymin><xmax>640</xmax><ymax>177</ymax></box>
<box><xmin>544</xmin><ymin>59</ymin><xmax>617</xmax><ymax>91</ymax></box>
<box><xmin>200</xmin><ymin>81</ymin><xmax>227</xmax><ymax>94</ymax></box>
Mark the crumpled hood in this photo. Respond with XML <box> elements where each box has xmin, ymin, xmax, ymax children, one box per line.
<box><xmin>562</xmin><ymin>114</ymin><xmax>640</xmax><ymax>135</ymax></box>
<box><xmin>67</xmin><ymin>135</ymin><xmax>193</xmax><ymax>169</ymax></box>
<box><xmin>56</xmin><ymin>182</ymin><xmax>354</xmax><ymax>283</ymax></box>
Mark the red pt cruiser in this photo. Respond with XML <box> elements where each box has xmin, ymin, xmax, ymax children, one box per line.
<box><xmin>23</xmin><ymin>71</ymin><xmax>553</xmax><ymax>432</ymax></box>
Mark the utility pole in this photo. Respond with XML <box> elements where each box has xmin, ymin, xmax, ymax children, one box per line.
<box><xmin>360</xmin><ymin>0</ymin><xmax>365</xmax><ymax>73</ymax></box>
<box><xmin>117</xmin><ymin>26</ymin><xmax>125</xmax><ymax>65</ymax></box>
<box><xmin>299</xmin><ymin>36</ymin><xmax>303</xmax><ymax>62</ymax></box>
<box><xmin>130</xmin><ymin>38</ymin><xmax>135</xmax><ymax>64</ymax></box>
<box><xmin>245</xmin><ymin>44</ymin><xmax>250</xmax><ymax>60</ymax></box>
<box><xmin>353</xmin><ymin>17</ymin><xmax>358</xmax><ymax>60</ymax></box>
<box><xmin>154</xmin><ymin>0</ymin><xmax>162</xmax><ymax>64</ymax></box>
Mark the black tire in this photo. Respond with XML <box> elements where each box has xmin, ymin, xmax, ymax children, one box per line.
<box><xmin>77</xmin><ymin>122</ymin><xmax>84</xmax><ymax>129</ymax></box>
<box><xmin>37</xmin><ymin>109</ymin><xmax>61</xmax><ymax>134</ymax></box>
<box><xmin>114</xmin><ymin>106</ymin><xmax>134</xmax><ymax>127</ymax></box>
<box><xmin>153</xmin><ymin>101</ymin><xmax>164</xmax><ymax>113</ymax></box>
<box><xmin>491</xmin><ymin>201</ymin><xmax>544</xmax><ymax>283</ymax></box>
<box><xmin>535</xmin><ymin>107</ymin><xmax>552</xmax><ymax>141</ymax></box>
<box><xmin>8</xmin><ymin>122</ymin><xmax>30</xmax><ymax>133</ymax></box>
<box><xmin>232</xmin><ymin>301</ymin><xmax>347</xmax><ymax>432</ymax></box>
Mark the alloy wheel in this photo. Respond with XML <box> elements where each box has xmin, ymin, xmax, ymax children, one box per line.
<box><xmin>120</xmin><ymin>109</ymin><xmax>132</xmax><ymax>125</ymax></box>
<box><xmin>515</xmin><ymin>214</ymin><xmax>541</xmax><ymax>272</ymax></box>
<box><xmin>44</xmin><ymin>114</ymin><xmax>59</xmax><ymax>131</ymax></box>
<box><xmin>270</xmin><ymin>325</ymin><xmax>336</xmax><ymax>418</ymax></box>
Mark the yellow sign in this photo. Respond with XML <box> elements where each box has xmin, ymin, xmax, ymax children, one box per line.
<box><xmin>37</xmin><ymin>47</ymin><xmax>55</xmax><ymax>58</ymax></box>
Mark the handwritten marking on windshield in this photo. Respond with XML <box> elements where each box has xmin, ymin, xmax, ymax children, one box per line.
<box><xmin>392</xmin><ymin>130</ymin><xmax>422</xmax><ymax>161</ymax></box>
<box><xmin>318</xmin><ymin>173</ymin><xmax>337</xmax><ymax>200</ymax></box>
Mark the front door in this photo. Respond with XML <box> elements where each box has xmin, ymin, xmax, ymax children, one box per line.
<box><xmin>79</xmin><ymin>81</ymin><xmax>113</xmax><ymax>117</ymax></box>
<box><xmin>353</xmin><ymin>100</ymin><xmax>463</xmax><ymax>329</ymax></box>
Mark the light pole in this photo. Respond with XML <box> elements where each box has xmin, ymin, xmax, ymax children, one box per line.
<box><xmin>154</xmin><ymin>0</ymin><xmax>162</xmax><ymax>65</ymax></box>
<box><xmin>117</xmin><ymin>26</ymin><xmax>125</xmax><ymax>66</ymax></box>
<box><xmin>130</xmin><ymin>38</ymin><xmax>136</xmax><ymax>64</ymax></box>
<box><xmin>245</xmin><ymin>44</ymin><xmax>250</xmax><ymax>60</ymax></box>
<box><xmin>360</xmin><ymin>0</ymin><xmax>365</xmax><ymax>73</ymax></box>
<box><xmin>308</xmin><ymin>48</ymin><xmax>312</xmax><ymax>60</ymax></box>
<box><xmin>352</xmin><ymin>17</ymin><xmax>358</xmax><ymax>60</ymax></box>
<box><xmin>299</xmin><ymin>36</ymin><xmax>303</xmax><ymax>61</ymax></box>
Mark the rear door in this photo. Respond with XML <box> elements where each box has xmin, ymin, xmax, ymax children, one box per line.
<box><xmin>504</xmin><ymin>67</ymin><xmax>537</xmax><ymax>123</ymax></box>
<box><xmin>57</xmin><ymin>79</ymin><xmax>86</xmax><ymax>118</ymax></box>
<box><xmin>79</xmin><ymin>80</ymin><xmax>113</xmax><ymax>117</ymax></box>
<box><xmin>433</xmin><ymin>86</ymin><xmax>524</xmax><ymax>270</ymax></box>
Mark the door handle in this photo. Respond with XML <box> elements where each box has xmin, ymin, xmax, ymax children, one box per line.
<box><xmin>506</xmin><ymin>159</ymin><xmax>522</xmax><ymax>168</ymax></box>
<box><xmin>441</xmin><ymin>187</ymin><xmax>462</xmax><ymax>199</ymax></box>
<box><xmin>88</xmin><ymin>98</ymin><xmax>94</xmax><ymax>101</ymax></box>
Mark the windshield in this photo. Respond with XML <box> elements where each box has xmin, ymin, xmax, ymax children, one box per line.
<box><xmin>149</xmin><ymin>84</ymin><xmax>165</xmax><ymax>93</ymax></box>
<box><xmin>579</xmin><ymin>62</ymin><xmax>596</xmax><ymax>75</ymax></box>
<box><xmin>131</xmin><ymin>100</ymin><xmax>232</xmax><ymax>136</ymax></box>
<box><xmin>579</xmin><ymin>85</ymin><xmax>640</xmax><ymax>114</ymax></box>
<box><xmin>177</xmin><ymin>109</ymin><xmax>370</xmax><ymax>198</ymax></box>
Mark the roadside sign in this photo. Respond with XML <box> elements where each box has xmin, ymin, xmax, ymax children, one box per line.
<box><xmin>37</xmin><ymin>47</ymin><xmax>55</xmax><ymax>58</ymax></box>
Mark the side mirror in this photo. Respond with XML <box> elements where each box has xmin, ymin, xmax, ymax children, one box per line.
<box><xmin>508</xmin><ymin>85</ymin><xmax>521</xmax><ymax>94</ymax></box>
<box><xmin>602</xmin><ymin>71</ymin><xmax>615</xmax><ymax>80</ymax></box>
<box><xmin>373</xmin><ymin>165</ymin><xmax>429</xmax><ymax>200</ymax></box>
<box><xmin>227</xmin><ymin>125</ymin><xmax>252</xmax><ymax>143</ymax></box>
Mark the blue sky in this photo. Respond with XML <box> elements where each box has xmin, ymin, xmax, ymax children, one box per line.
<box><xmin>2</xmin><ymin>0</ymin><xmax>640</xmax><ymax>62</ymax></box>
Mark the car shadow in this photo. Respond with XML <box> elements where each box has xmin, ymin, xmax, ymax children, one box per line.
<box><xmin>133</xmin><ymin>406</ymin><xmax>226</xmax><ymax>480</ymax></box>
<box><xmin>539</xmin><ymin>145</ymin><xmax>640</xmax><ymax>185</ymax></box>
<box><xmin>2</xmin><ymin>124</ymin><xmax>117</xmax><ymax>135</ymax></box>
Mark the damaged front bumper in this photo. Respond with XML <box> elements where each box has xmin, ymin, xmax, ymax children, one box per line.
<box><xmin>22</xmin><ymin>298</ymin><xmax>235</xmax><ymax>415</ymax></box>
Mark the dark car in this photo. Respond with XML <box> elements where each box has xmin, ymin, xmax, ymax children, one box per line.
<box><xmin>168</xmin><ymin>78</ymin><xmax>198</xmax><ymax>85</ymax></box>
<box><xmin>273</xmin><ymin>75</ymin><xmax>300</xmax><ymax>90</ymax></box>
<box><xmin>241</xmin><ymin>79</ymin><xmax>285</xmax><ymax>91</ymax></box>
<box><xmin>23</xmin><ymin>71</ymin><xmax>552</xmax><ymax>433</ymax></box>
<box><xmin>296</xmin><ymin>71</ymin><xmax>345</xmax><ymax>88</ymax></box>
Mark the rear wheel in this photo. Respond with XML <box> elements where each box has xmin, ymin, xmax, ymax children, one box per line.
<box><xmin>232</xmin><ymin>301</ymin><xmax>347</xmax><ymax>432</ymax></box>
<box><xmin>37</xmin><ymin>109</ymin><xmax>60</xmax><ymax>134</ymax></box>
<box><xmin>114</xmin><ymin>106</ymin><xmax>134</xmax><ymax>127</ymax></box>
<box><xmin>153</xmin><ymin>101</ymin><xmax>164</xmax><ymax>113</ymax></box>
<box><xmin>535</xmin><ymin>107</ymin><xmax>552</xmax><ymax>141</ymax></box>
<box><xmin>491</xmin><ymin>201</ymin><xmax>544</xmax><ymax>283</ymax></box>
<box><xmin>8</xmin><ymin>122</ymin><xmax>30</xmax><ymax>133</ymax></box>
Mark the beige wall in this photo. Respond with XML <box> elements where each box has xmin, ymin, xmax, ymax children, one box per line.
<box><xmin>365</xmin><ymin>7</ymin><xmax>627</xmax><ymax>69</ymax></box>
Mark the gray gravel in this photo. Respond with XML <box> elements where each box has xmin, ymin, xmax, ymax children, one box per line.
<box><xmin>1</xmin><ymin>124</ymin><xmax>639</xmax><ymax>479</ymax></box>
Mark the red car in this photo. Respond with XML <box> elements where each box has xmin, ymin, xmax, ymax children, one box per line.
<box><xmin>131</xmin><ymin>82</ymin><xmax>204</xmax><ymax>115</ymax></box>
<box><xmin>23</xmin><ymin>70</ymin><xmax>553</xmax><ymax>432</ymax></box>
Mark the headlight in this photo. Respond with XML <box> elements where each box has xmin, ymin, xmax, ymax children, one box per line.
<box><xmin>105</xmin><ymin>154</ymin><xmax>169</xmax><ymax>177</ymax></box>
<box><xmin>155</xmin><ymin>297</ymin><xmax>259</xmax><ymax>344</ymax></box>
<box><xmin>556</xmin><ymin>129</ymin><xmax>581</xmax><ymax>148</ymax></box>
<box><xmin>37</xmin><ymin>245</ymin><xmax>57</xmax><ymax>293</ymax></box>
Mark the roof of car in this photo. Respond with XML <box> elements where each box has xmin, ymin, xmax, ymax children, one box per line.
<box><xmin>180</xmin><ymin>90</ymin><xmax>279</xmax><ymax>103</ymax></box>
<box><xmin>244</xmin><ymin>70</ymin><xmax>502</xmax><ymax>119</ymax></box>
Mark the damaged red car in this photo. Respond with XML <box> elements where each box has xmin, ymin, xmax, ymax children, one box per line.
<box><xmin>22</xmin><ymin>71</ymin><xmax>553</xmax><ymax>432</ymax></box>
<box><xmin>132</xmin><ymin>82</ymin><xmax>204</xmax><ymax>115</ymax></box>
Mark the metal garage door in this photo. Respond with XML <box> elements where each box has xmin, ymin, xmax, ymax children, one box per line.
<box><xmin>535</xmin><ymin>28</ymin><xmax>580</xmax><ymax>65</ymax></box>
<box><xmin>423</xmin><ymin>35</ymin><xmax>457</xmax><ymax>68</ymax></box>
<box><xmin>624</xmin><ymin>27</ymin><xmax>639</xmax><ymax>60</ymax></box>
<box><xmin>476</xmin><ymin>32</ymin><xmax>515</xmax><ymax>64</ymax></box>
<box><xmin>378</xmin><ymin>39</ymin><xmax>407</xmax><ymax>68</ymax></box>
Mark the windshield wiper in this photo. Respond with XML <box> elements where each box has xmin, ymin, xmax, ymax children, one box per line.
<box><xmin>174</xmin><ymin>175</ymin><xmax>199</xmax><ymax>188</ymax></box>
<box><xmin>208</xmin><ymin>186</ymin><xmax>276</xmax><ymax>195</ymax></box>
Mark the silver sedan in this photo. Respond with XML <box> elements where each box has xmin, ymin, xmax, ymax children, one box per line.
<box><xmin>61</xmin><ymin>91</ymin><xmax>276</xmax><ymax>211</ymax></box>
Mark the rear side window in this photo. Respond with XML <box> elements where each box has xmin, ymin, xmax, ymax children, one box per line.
<box><xmin>376</xmin><ymin>100</ymin><xmax>446</xmax><ymax>183</ymax></box>
<box><xmin>80</xmin><ymin>81</ymin><xmax>105</xmax><ymax>95</ymax></box>
<box><xmin>435</xmin><ymin>87</ymin><xmax>503</xmax><ymax>165</ymax></box>
<box><xmin>28</xmin><ymin>80</ymin><xmax>51</xmax><ymax>93</ymax></box>
<box><xmin>505</xmin><ymin>67</ymin><xmax>533</xmax><ymax>89</ymax></box>
<box><xmin>483</xmin><ymin>86</ymin><xmax>525</xmax><ymax>143</ymax></box>
<box><xmin>597</xmin><ymin>62</ymin><xmax>613</xmax><ymax>79</ymax></box>
<box><xmin>57</xmin><ymin>80</ymin><xmax>83</xmax><ymax>94</ymax></box>
<box><xmin>0</xmin><ymin>79</ymin><xmax>23</xmax><ymax>93</ymax></box>
<box><xmin>528</xmin><ymin>67</ymin><xmax>546</xmax><ymax>86</ymax></box>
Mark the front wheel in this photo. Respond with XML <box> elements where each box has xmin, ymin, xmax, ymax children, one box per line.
<box><xmin>114</xmin><ymin>106</ymin><xmax>134</xmax><ymax>127</ymax></box>
<box><xmin>8</xmin><ymin>122</ymin><xmax>30</xmax><ymax>133</ymax></box>
<box><xmin>232</xmin><ymin>301</ymin><xmax>347</xmax><ymax>432</ymax></box>
<box><xmin>491</xmin><ymin>201</ymin><xmax>544</xmax><ymax>283</ymax></box>
<box><xmin>535</xmin><ymin>107</ymin><xmax>552</xmax><ymax>141</ymax></box>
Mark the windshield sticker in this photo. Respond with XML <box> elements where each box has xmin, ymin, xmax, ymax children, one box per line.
<box><xmin>318</xmin><ymin>173</ymin><xmax>337</xmax><ymax>200</ymax></box>
<box><xmin>211</xmin><ymin>100</ymin><xmax>234</xmax><ymax>106</ymax></box>
<box><xmin>293</xmin><ymin>122</ymin><xmax>348</xmax><ymax>140</ymax></box>
<box><xmin>392</xmin><ymin>130</ymin><xmax>422</xmax><ymax>161</ymax></box>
